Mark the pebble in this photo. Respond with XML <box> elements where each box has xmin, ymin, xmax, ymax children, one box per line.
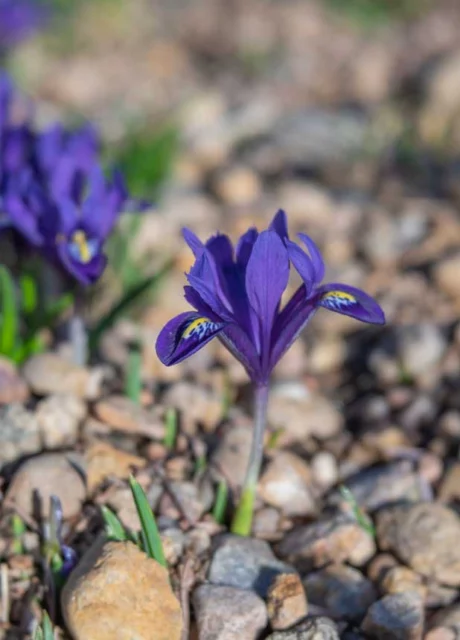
<box><xmin>429</xmin><ymin>604</ymin><xmax>460</xmax><ymax>633</ymax></box>
<box><xmin>213</xmin><ymin>165</ymin><xmax>262</xmax><ymax>206</ymax></box>
<box><xmin>0</xmin><ymin>357</ymin><xmax>29</xmax><ymax>404</ymax></box>
<box><xmin>329</xmin><ymin>461</ymin><xmax>423</xmax><ymax>512</ymax></box>
<box><xmin>397</xmin><ymin>324</ymin><xmax>446</xmax><ymax>379</ymax></box>
<box><xmin>304</xmin><ymin>564</ymin><xmax>377</xmax><ymax>622</ymax></box>
<box><xmin>380</xmin><ymin>566</ymin><xmax>426</xmax><ymax>600</ymax></box>
<box><xmin>61</xmin><ymin>539</ymin><xmax>182</xmax><ymax>640</ymax></box>
<box><xmin>167</xmin><ymin>480</ymin><xmax>211</xmax><ymax>524</ymax></box>
<box><xmin>5</xmin><ymin>453</ymin><xmax>86</xmax><ymax>518</ymax></box>
<box><xmin>193</xmin><ymin>584</ymin><xmax>267</xmax><ymax>640</ymax></box>
<box><xmin>211</xmin><ymin>423</ymin><xmax>252</xmax><ymax>486</ymax></box>
<box><xmin>85</xmin><ymin>441</ymin><xmax>146</xmax><ymax>493</ymax></box>
<box><xmin>266</xmin><ymin>617</ymin><xmax>340</xmax><ymax>640</ymax></box>
<box><xmin>259</xmin><ymin>452</ymin><xmax>316</xmax><ymax>517</ymax></box>
<box><xmin>438</xmin><ymin>463</ymin><xmax>460</xmax><ymax>503</ymax></box>
<box><xmin>269</xmin><ymin>390</ymin><xmax>343</xmax><ymax>444</ymax></box>
<box><xmin>253</xmin><ymin>507</ymin><xmax>282</xmax><ymax>541</ymax></box>
<box><xmin>267</xmin><ymin>573</ymin><xmax>308</xmax><ymax>631</ymax></box>
<box><xmin>93</xmin><ymin>395</ymin><xmax>164</xmax><ymax>439</ymax></box>
<box><xmin>376</xmin><ymin>503</ymin><xmax>460</xmax><ymax>586</ymax></box>
<box><xmin>434</xmin><ymin>253</ymin><xmax>460</xmax><ymax>299</ymax></box>
<box><xmin>160</xmin><ymin>527</ymin><xmax>185</xmax><ymax>566</ymax></box>
<box><xmin>308</xmin><ymin>338</ymin><xmax>346</xmax><ymax>375</ymax></box>
<box><xmin>22</xmin><ymin>353</ymin><xmax>102</xmax><ymax>399</ymax></box>
<box><xmin>278</xmin><ymin>513</ymin><xmax>376</xmax><ymax>572</ymax></box>
<box><xmin>36</xmin><ymin>394</ymin><xmax>86</xmax><ymax>449</ymax></box>
<box><xmin>208</xmin><ymin>534</ymin><xmax>295</xmax><ymax>598</ymax></box>
<box><xmin>0</xmin><ymin>404</ymin><xmax>41</xmax><ymax>466</ymax></box>
<box><xmin>361</xmin><ymin>592</ymin><xmax>424</xmax><ymax>640</ymax></box>
<box><xmin>310</xmin><ymin>452</ymin><xmax>338</xmax><ymax>490</ymax></box>
<box><xmin>163</xmin><ymin>381</ymin><xmax>223</xmax><ymax>433</ymax></box>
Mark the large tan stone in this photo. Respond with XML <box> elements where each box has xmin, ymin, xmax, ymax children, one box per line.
<box><xmin>62</xmin><ymin>539</ymin><xmax>183</xmax><ymax>640</ymax></box>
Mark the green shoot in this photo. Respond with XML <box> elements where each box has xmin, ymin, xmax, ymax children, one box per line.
<box><xmin>0</xmin><ymin>265</ymin><xmax>19</xmax><ymax>357</ymax></box>
<box><xmin>128</xmin><ymin>476</ymin><xmax>166</xmax><ymax>567</ymax></box>
<box><xmin>125</xmin><ymin>341</ymin><xmax>142</xmax><ymax>404</ymax></box>
<box><xmin>339</xmin><ymin>484</ymin><xmax>376</xmax><ymax>538</ymax></box>
<box><xmin>194</xmin><ymin>454</ymin><xmax>207</xmax><ymax>475</ymax></box>
<box><xmin>11</xmin><ymin>514</ymin><xmax>26</xmax><ymax>555</ymax></box>
<box><xmin>33</xmin><ymin>611</ymin><xmax>55</xmax><ymax>640</ymax></box>
<box><xmin>266</xmin><ymin>428</ymin><xmax>284</xmax><ymax>450</ymax></box>
<box><xmin>101</xmin><ymin>506</ymin><xmax>129</xmax><ymax>542</ymax></box>
<box><xmin>20</xmin><ymin>274</ymin><xmax>38</xmax><ymax>316</ymax></box>
<box><xmin>212</xmin><ymin>479</ymin><xmax>228</xmax><ymax>525</ymax></box>
<box><xmin>163</xmin><ymin>408</ymin><xmax>178</xmax><ymax>450</ymax></box>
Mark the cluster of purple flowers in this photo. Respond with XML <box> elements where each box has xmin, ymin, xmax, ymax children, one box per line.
<box><xmin>0</xmin><ymin>0</ymin><xmax>47</xmax><ymax>51</ymax></box>
<box><xmin>0</xmin><ymin>73</ymin><xmax>142</xmax><ymax>285</ymax></box>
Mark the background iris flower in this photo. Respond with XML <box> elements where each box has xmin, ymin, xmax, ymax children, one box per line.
<box><xmin>156</xmin><ymin>209</ymin><xmax>385</xmax><ymax>534</ymax></box>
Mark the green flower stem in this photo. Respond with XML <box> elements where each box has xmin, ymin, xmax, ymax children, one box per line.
<box><xmin>231</xmin><ymin>382</ymin><xmax>269</xmax><ymax>536</ymax></box>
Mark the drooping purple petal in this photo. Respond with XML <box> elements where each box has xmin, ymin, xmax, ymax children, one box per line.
<box><xmin>297</xmin><ymin>233</ymin><xmax>325</xmax><ymax>283</ymax></box>
<box><xmin>269</xmin><ymin>209</ymin><xmax>289</xmax><ymax>242</ymax></box>
<box><xmin>315</xmin><ymin>283</ymin><xmax>385</xmax><ymax>325</ymax></box>
<box><xmin>286</xmin><ymin>240</ymin><xmax>316</xmax><ymax>296</ymax></box>
<box><xmin>246</xmin><ymin>229</ymin><xmax>289</xmax><ymax>363</ymax></box>
<box><xmin>182</xmin><ymin>227</ymin><xmax>204</xmax><ymax>257</ymax></box>
<box><xmin>156</xmin><ymin>311</ymin><xmax>226</xmax><ymax>366</ymax></box>
<box><xmin>2</xmin><ymin>190</ymin><xmax>42</xmax><ymax>245</ymax></box>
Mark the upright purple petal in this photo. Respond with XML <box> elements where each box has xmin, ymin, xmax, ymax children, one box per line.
<box><xmin>286</xmin><ymin>240</ymin><xmax>316</xmax><ymax>296</ymax></box>
<box><xmin>315</xmin><ymin>283</ymin><xmax>385</xmax><ymax>325</ymax></box>
<box><xmin>182</xmin><ymin>228</ymin><xmax>204</xmax><ymax>257</ymax></box>
<box><xmin>245</xmin><ymin>230</ymin><xmax>289</xmax><ymax>363</ymax></box>
<box><xmin>269</xmin><ymin>209</ymin><xmax>289</xmax><ymax>242</ymax></box>
<box><xmin>156</xmin><ymin>311</ymin><xmax>226</xmax><ymax>366</ymax></box>
<box><xmin>297</xmin><ymin>233</ymin><xmax>325</xmax><ymax>283</ymax></box>
<box><xmin>236</xmin><ymin>227</ymin><xmax>258</xmax><ymax>268</ymax></box>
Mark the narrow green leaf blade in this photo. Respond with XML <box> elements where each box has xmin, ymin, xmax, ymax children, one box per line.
<box><xmin>212</xmin><ymin>479</ymin><xmax>228</xmax><ymax>525</ymax></box>
<box><xmin>0</xmin><ymin>265</ymin><xmax>18</xmax><ymax>356</ymax></box>
<box><xmin>128</xmin><ymin>476</ymin><xmax>166</xmax><ymax>567</ymax></box>
<box><xmin>100</xmin><ymin>506</ymin><xmax>129</xmax><ymax>542</ymax></box>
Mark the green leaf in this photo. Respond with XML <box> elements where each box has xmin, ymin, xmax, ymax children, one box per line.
<box><xmin>339</xmin><ymin>484</ymin><xmax>376</xmax><ymax>538</ymax></box>
<box><xmin>33</xmin><ymin>611</ymin><xmax>55</xmax><ymax>640</ymax></box>
<box><xmin>128</xmin><ymin>475</ymin><xmax>167</xmax><ymax>567</ymax></box>
<box><xmin>101</xmin><ymin>506</ymin><xmax>129</xmax><ymax>542</ymax></box>
<box><xmin>0</xmin><ymin>265</ymin><xmax>18</xmax><ymax>357</ymax></box>
<box><xmin>88</xmin><ymin>260</ymin><xmax>173</xmax><ymax>353</ymax></box>
<box><xmin>20</xmin><ymin>274</ymin><xmax>38</xmax><ymax>315</ymax></box>
<box><xmin>112</xmin><ymin>124</ymin><xmax>179</xmax><ymax>199</ymax></box>
<box><xmin>163</xmin><ymin>408</ymin><xmax>177</xmax><ymax>450</ymax></box>
<box><xmin>125</xmin><ymin>341</ymin><xmax>142</xmax><ymax>404</ymax></box>
<box><xmin>212</xmin><ymin>479</ymin><xmax>228</xmax><ymax>525</ymax></box>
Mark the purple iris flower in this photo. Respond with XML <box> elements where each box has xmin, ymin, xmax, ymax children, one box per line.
<box><xmin>25</xmin><ymin>157</ymin><xmax>129</xmax><ymax>285</ymax></box>
<box><xmin>0</xmin><ymin>0</ymin><xmax>47</xmax><ymax>50</ymax></box>
<box><xmin>156</xmin><ymin>209</ymin><xmax>385</xmax><ymax>384</ymax></box>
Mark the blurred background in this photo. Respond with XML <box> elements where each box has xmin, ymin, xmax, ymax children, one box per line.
<box><xmin>4</xmin><ymin>0</ymin><xmax>460</xmax><ymax>418</ymax></box>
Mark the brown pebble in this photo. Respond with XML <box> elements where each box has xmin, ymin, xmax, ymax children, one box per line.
<box><xmin>267</xmin><ymin>573</ymin><xmax>308</xmax><ymax>630</ymax></box>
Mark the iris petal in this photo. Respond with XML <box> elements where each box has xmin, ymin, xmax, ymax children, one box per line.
<box><xmin>156</xmin><ymin>311</ymin><xmax>226</xmax><ymax>366</ymax></box>
<box><xmin>298</xmin><ymin>233</ymin><xmax>325</xmax><ymax>283</ymax></box>
<box><xmin>269</xmin><ymin>209</ymin><xmax>289</xmax><ymax>242</ymax></box>
<box><xmin>316</xmin><ymin>283</ymin><xmax>385</xmax><ymax>324</ymax></box>
<box><xmin>286</xmin><ymin>240</ymin><xmax>316</xmax><ymax>296</ymax></box>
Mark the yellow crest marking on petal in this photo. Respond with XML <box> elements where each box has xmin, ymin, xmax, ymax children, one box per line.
<box><xmin>322</xmin><ymin>290</ymin><xmax>356</xmax><ymax>302</ymax></box>
<box><xmin>71</xmin><ymin>230</ymin><xmax>91</xmax><ymax>264</ymax></box>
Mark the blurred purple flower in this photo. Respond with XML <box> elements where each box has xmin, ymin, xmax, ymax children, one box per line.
<box><xmin>0</xmin><ymin>0</ymin><xmax>47</xmax><ymax>50</ymax></box>
<box><xmin>156</xmin><ymin>209</ymin><xmax>385</xmax><ymax>384</ymax></box>
<box><xmin>0</xmin><ymin>73</ymin><xmax>148</xmax><ymax>286</ymax></box>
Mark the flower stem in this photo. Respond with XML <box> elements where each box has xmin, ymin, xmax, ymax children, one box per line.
<box><xmin>231</xmin><ymin>382</ymin><xmax>269</xmax><ymax>536</ymax></box>
<box><xmin>70</xmin><ymin>293</ymin><xmax>87</xmax><ymax>367</ymax></box>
